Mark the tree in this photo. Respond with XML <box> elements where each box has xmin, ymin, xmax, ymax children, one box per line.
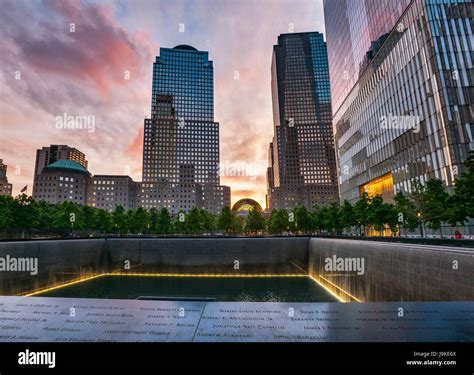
<box><xmin>157</xmin><ymin>207</ymin><xmax>172</xmax><ymax>235</ymax></box>
<box><xmin>81</xmin><ymin>205</ymin><xmax>96</xmax><ymax>234</ymax></box>
<box><xmin>394</xmin><ymin>191</ymin><xmax>418</xmax><ymax>235</ymax></box>
<box><xmin>408</xmin><ymin>178</ymin><xmax>427</xmax><ymax>237</ymax></box>
<box><xmin>11</xmin><ymin>194</ymin><xmax>37</xmax><ymax>238</ymax></box>
<box><xmin>293</xmin><ymin>206</ymin><xmax>311</xmax><ymax>234</ymax></box>
<box><xmin>32</xmin><ymin>200</ymin><xmax>54</xmax><ymax>232</ymax></box>
<box><xmin>232</xmin><ymin>215</ymin><xmax>243</xmax><ymax>234</ymax></box>
<box><xmin>131</xmin><ymin>207</ymin><xmax>149</xmax><ymax>234</ymax></box>
<box><xmin>112</xmin><ymin>205</ymin><xmax>127</xmax><ymax>234</ymax></box>
<box><xmin>367</xmin><ymin>195</ymin><xmax>397</xmax><ymax>235</ymax></box>
<box><xmin>310</xmin><ymin>205</ymin><xmax>324</xmax><ymax>234</ymax></box>
<box><xmin>217</xmin><ymin>206</ymin><xmax>235</xmax><ymax>235</ymax></box>
<box><xmin>268</xmin><ymin>209</ymin><xmax>289</xmax><ymax>234</ymax></box>
<box><xmin>200</xmin><ymin>209</ymin><xmax>216</xmax><ymax>234</ymax></box>
<box><xmin>326</xmin><ymin>202</ymin><xmax>342</xmax><ymax>235</ymax></box>
<box><xmin>187</xmin><ymin>207</ymin><xmax>203</xmax><ymax>234</ymax></box>
<box><xmin>148</xmin><ymin>207</ymin><xmax>159</xmax><ymax>234</ymax></box>
<box><xmin>354</xmin><ymin>192</ymin><xmax>370</xmax><ymax>236</ymax></box>
<box><xmin>125</xmin><ymin>209</ymin><xmax>135</xmax><ymax>234</ymax></box>
<box><xmin>245</xmin><ymin>207</ymin><xmax>266</xmax><ymax>233</ymax></box>
<box><xmin>173</xmin><ymin>210</ymin><xmax>187</xmax><ymax>234</ymax></box>
<box><xmin>51</xmin><ymin>201</ymin><xmax>79</xmax><ymax>235</ymax></box>
<box><xmin>448</xmin><ymin>151</ymin><xmax>474</xmax><ymax>224</ymax></box>
<box><xmin>0</xmin><ymin>196</ymin><xmax>14</xmax><ymax>236</ymax></box>
<box><xmin>423</xmin><ymin>179</ymin><xmax>449</xmax><ymax>237</ymax></box>
<box><xmin>95</xmin><ymin>209</ymin><xmax>111</xmax><ymax>234</ymax></box>
<box><xmin>340</xmin><ymin>200</ymin><xmax>356</xmax><ymax>233</ymax></box>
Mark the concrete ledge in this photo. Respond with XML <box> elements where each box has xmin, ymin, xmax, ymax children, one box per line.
<box><xmin>0</xmin><ymin>296</ymin><xmax>472</xmax><ymax>342</ymax></box>
<box><xmin>308</xmin><ymin>238</ymin><xmax>474</xmax><ymax>302</ymax></box>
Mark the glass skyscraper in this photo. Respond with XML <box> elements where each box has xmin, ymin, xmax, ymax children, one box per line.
<box><xmin>267</xmin><ymin>32</ymin><xmax>338</xmax><ymax>210</ymax></box>
<box><xmin>324</xmin><ymin>0</ymin><xmax>473</xmax><ymax>203</ymax></box>
<box><xmin>141</xmin><ymin>45</ymin><xmax>230</xmax><ymax>213</ymax></box>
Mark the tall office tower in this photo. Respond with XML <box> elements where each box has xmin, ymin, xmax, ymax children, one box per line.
<box><xmin>141</xmin><ymin>45</ymin><xmax>230</xmax><ymax>213</ymax></box>
<box><xmin>324</xmin><ymin>0</ymin><xmax>473</xmax><ymax>204</ymax></box>
<box><xmin>0</xmin><ymin>159</ymin><xmax>13</xmax><ymax>196</ymax></box>
<box><xmin>267</xmin><ymin>32</ymin><xmax>339</xmax><ymax>210</ymax></box>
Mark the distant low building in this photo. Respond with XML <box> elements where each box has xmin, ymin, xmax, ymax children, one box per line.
<box><xmin>32</xmin><ymin>160</ymin><xmax>91</xmax><ymax>205</ymax></box>
<box><xmin>88</xmin><ymin>175</ymin><xmax>138</xmax><ymax>212</ymax></box>
<box><xmin>0</xmin><ymin>159</ymin><xmax>13</xmax><ymax>197</ymax></box>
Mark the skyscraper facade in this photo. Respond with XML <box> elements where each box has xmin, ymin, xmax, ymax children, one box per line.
<box><xmin>88</xmin><ymin>175</ymin><xmax>138</xmax><ymax>212</ymax></box>
<box><xmin>267</xmin><ymin>32</ymin><xmax>339</xmax><ymax>210</ymax></box>
<box><xmin>324</xmin><ymin>0</ymin><xmax>473</xmax><ymax>204</ymax></box>
<box><xmin>141</xmin><ymin>45</ymin><xmax>230</xmax><ymax>213</ymax></box>
<box><xmin>0</xmin><ymin>159</ymin><xmax>13</xmax><ymax>197</ymax></box>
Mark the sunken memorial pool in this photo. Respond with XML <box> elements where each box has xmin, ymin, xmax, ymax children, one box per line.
<box><xmin>33</xmin><ymin>276</ymin><xmax>338</xmax><ymax>302</ymax></box>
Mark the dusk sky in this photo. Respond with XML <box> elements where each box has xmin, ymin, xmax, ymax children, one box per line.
<box><xmin>0</xmin><ymin>0</ymin><xmax>326</xmax><ymax>207</ymax></box>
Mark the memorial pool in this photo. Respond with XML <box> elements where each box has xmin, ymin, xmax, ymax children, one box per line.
<box><xmin>34</xmin><ymin>276</ymin><xmax>338</xmax><ymax>302</ymax></box>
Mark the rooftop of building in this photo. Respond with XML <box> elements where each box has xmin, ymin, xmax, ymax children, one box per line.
<box><xmin>173</xmin><ymin>44</ymin><xmax>198</xmax><ymax>51</ymax></box>
<box><xmin>45</xmin><ymin>160</ymin><xmax>90</xmax><ymax>176</ymax></box>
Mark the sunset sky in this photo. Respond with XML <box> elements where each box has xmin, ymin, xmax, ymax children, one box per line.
<box><xmin>0</xmin><ymin>0</ymin><xmax>326</xmax><ymax>207</ymax></box>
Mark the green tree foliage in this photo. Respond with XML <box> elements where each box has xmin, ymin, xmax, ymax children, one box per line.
<box><xmin>423</xmin><ymin>179</ymin><xmax>449</xmax><ymax>236</ymax></box>
<box><xmin>367</xmin><ymin>195</ymin><xmax>397</xmax><ymax>235</ymax></box>
<box><xmin>268</xmin><ymin>209</ymin><xmax>289</xmax><ymax>234</ymax></box>
<box><xmin>112</xmin><ymin>205</ymin><xmax>127</xmax><ymax>234</ymax></box>
<box><xmin>148</xmin><ymin>207</ymin><xmax>159</xmax><ymax>233</ymax></box>
<box><xmin>293</xmin><ymin>206</ymin><xmax>311</xmax><ymax>234</ymax></box>
<box><xmin>447</xmin><ymin>151</ymin><xmax>474</xmax><ymax>224</ymax></box>
<box><xmin>326</xmin><ymin>202</ymin><xmax>342</xmax><ymax>235</ymax></box>
<box><xmin>217</xmin><ymin>206</ymin><xmax>236</xmax><ymax>235</ymax></box>
<box><xmin>200</xmin><ymin>208</ymin><xmax>216</xmax><ymax>234</ymax></box>
<box><xmin>0</xmin><ymin>196</ymin><xmax>14</xmax><ymax>233</ymax></box>
<box><xmin>245</xmin><ymin>207</ymin><xmax>266</xmax><ymax>233</ymax></box>
<box><xmin>354</xmin><ymin>192</ymin><xmax>370</xmax><ymax>235</ymax></box>
<box><xmin>173</xmin><ymin>210</ymin><xmax>187</xmax><ymax>235</ymax></box>
<box><xmin>95</xmin><ymin>209</ymin><xmax>112</xmax><ymax>234</ymax></box>
<box><xmin>393</xmin><ymin>191</ymin><xmax>419</xmax><ymax>235</ymax></box>
<box><xmin>157</xmin><ymin>208</ymin><xmax>172</xmax><ymax>235</ymax></box>
<box><xmin>187</xmin><ymin>207</ymin><xmax>203</xmax><ymax>234</ymax></box>
<box><xmin>340</xmin><ymin>200</ymin><xmax>356</xmax><ymax>232</ymax></box>
<box><xmin>1</xmin><ymin>168</ymin><xmax>473</xmax><ymax>240</ymax></box>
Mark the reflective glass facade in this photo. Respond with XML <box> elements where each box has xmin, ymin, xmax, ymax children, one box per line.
<box><xmin>324</xmin><ymin>0</ymin><xmax>412</xmax><ymax>113</ymax></box>
<box><xmin>142</xmin><ymin>45</ymin><xmax>229</xmax><ymax>213</ymax></box>
<box><xmin>267</xmin><ymin>32</ymin><xmax>338</xmax><ymax>210</ymax></box>
<box><xmin>144</xmin><ymin>45</ymin><xmax>219</xmax><ymax>186</ymax></box>
<box><xmin>324</xmin><ymin>0</ymin><xmax>474</xmax><ymax>203</ymax></box>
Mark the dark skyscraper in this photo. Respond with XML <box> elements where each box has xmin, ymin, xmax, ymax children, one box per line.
<box><xmin>324</xmin><ymin>0</ymin><xmax>473</xmax><ymax>207</ymax></box>
<box><xmin>141</xmin><ymin>45</ymin><xmax>230</xmax><ymax>213</ymax></box>
<box><xmin>324</xmin><ymin>0</ymin><xmax>412</xmax><ymax>114</ymax></box>
<box><xmin>267</xmin><ymin>32</ymin><xmax>338</xmax><ymax>210</ymax></box>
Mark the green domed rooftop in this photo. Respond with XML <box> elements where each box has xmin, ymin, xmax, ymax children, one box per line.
<box><xmin>45</xmin><ymin>160</ymin><xmax>89</xmax><ymax>175</ymax></box>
